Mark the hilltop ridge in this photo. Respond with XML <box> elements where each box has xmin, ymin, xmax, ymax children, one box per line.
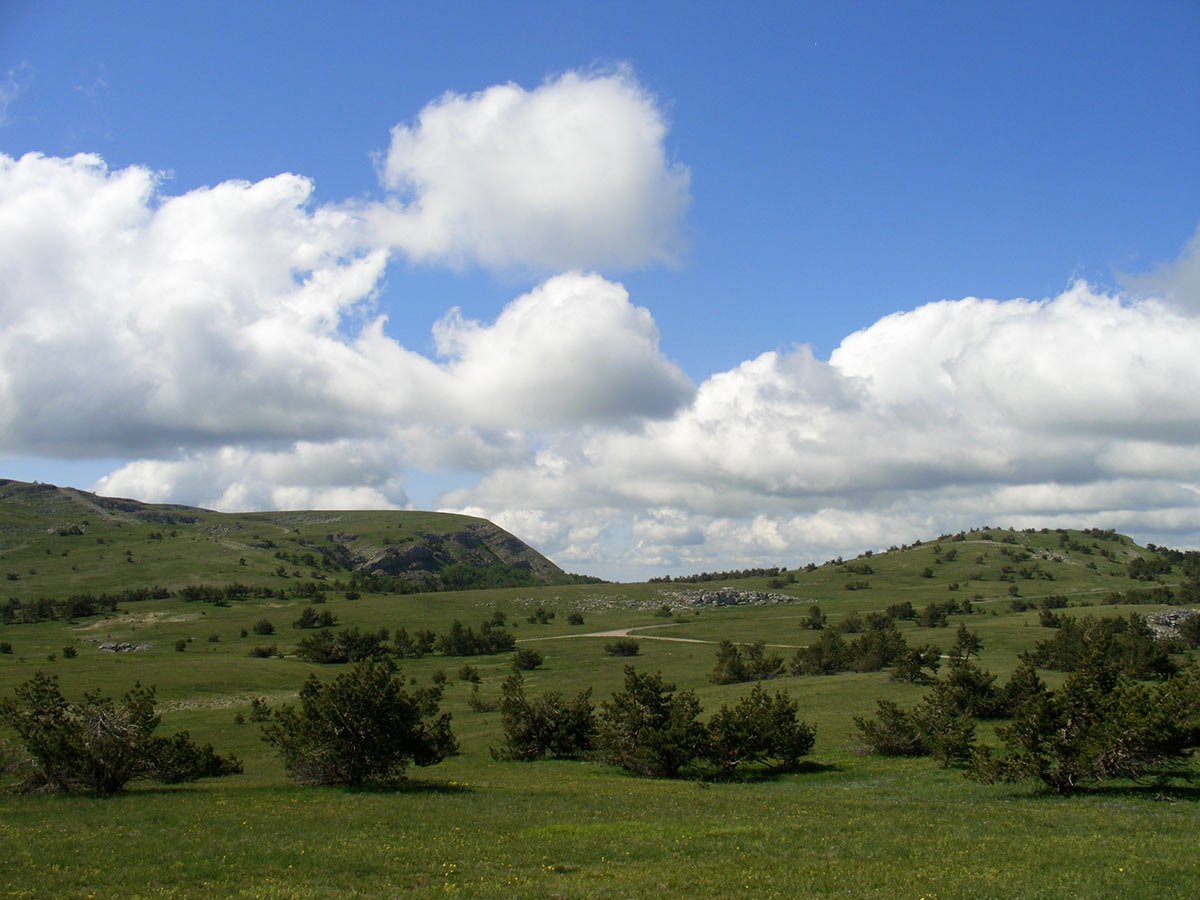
<box><xmin>0</xmin><ymin>478</ymin><xmax>584</xmax><ymax>597</ymax></box>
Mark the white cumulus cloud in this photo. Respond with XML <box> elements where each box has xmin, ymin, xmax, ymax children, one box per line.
<box><xmin>449</xmin><ymin>279</ymin><xmax>1200</xmax><ymax>577</ymax></box>
<box><xmin>370</xmin><ymin>68</ymin><xmax>691</xmax><ymax>272</ymax></box>
<box><xmin>0</xmin><ymin>152</ymin><xmax>692</xmax><ymax>465</ymax></box>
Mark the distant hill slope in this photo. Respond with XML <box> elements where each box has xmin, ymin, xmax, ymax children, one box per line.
<box><xmin>0</xmin><ymin>479</ymin><xmax>583</xmax><ymax>599</ymax></box>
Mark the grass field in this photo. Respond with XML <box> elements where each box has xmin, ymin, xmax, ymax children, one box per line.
<box><xmin>2</xmin><ymin>511</ymin><xmax>1197</xmax><ymax>900</ymax></box>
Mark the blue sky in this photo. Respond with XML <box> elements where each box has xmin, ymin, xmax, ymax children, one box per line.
<box><xmin>1</xmin><ymin>1</ymin><xmax>1198</xmax><ymax>578</ymax></box>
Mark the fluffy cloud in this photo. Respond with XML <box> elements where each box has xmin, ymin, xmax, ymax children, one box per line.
<box><xmin>94</xmin><ymin>440</ymin><xmax>410</xmax><ymax>512</ymax></box>
<box><xmin>0</xmin><ymin>153</ymin><xmax>691</xmax><ymax>461</ymax></box>
<box><xmin>4</xmin><ymin>71</ymin><xmax>1197</xmax><ymax>580</ymax></box>
<box><xmin>1121</xmin><ymin>224</ymin><xmax>1200</xmax><ymax>315</ymax></box>
<box><xmin>433</xmin><ymin>273</ymin><xmax>692</xmax><ymax>427</ymax></box>
<box><xmin>370</xmin><ymin>68</ymin><xmax>690</xmax><ymax>272</ymax></box>
<box><xmin>450</xmin><ymin>281</ymin><xmax>1200</xmax><ymax>577</ymax></box>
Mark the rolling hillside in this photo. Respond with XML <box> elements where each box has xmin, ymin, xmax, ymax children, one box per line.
<box><xmin>0</xmin><ymin>478</ymin><xmax>580</xmax><ymax>601</ymax></box>
<box><xmin>1</xmin><ymin>481</ymin><xmax>1197</xmax><ymax>899</ymax></box>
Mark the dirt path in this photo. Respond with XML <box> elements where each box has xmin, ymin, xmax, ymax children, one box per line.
<box><xmin>517</xmin><ymin>622</ymin><xmax>801</xmax><ymax>649</ymax></box>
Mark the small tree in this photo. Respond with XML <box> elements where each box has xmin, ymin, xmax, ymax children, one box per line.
<box><xmin>513</xmin><ymin>647</ymin><xmax>543</xmax><ymax>670</ymax></box>
<box><xmin>801</xmin><ymin>605</ymin><xmax>827</xmax><ymax>630</ymax></box>
<box><xmin>853</xmin><ymin>700</ymin><xmax>927</xmax><ymax>757</ymax></box>
<box><xmin>262</xmin><ymin>659</ymin><xmax>456</xmax><ymax>787</ymax></box>
<box><xmin>705</xmin><ymin>685</ymin><xmax>815</xmax><ymax>775</ymax></box>
<box><xmin>709</xmin><ymin>640</ymin><xmax>747</xmax><ymax>684</ymax></box>
<box><xmin>604</xmin><ymin>638</ymin><xmax>640</xmax><ymax>657</ymax></box>
<box><xmin>0</xmin><ymin>672</ymin><xmax>240</xmax><ymax>794</ymax></box>
<box><xmin>791</xmin><ymin>630</ymin><xmax>847</xmax><ymax>676</ymax></box>
<box><xmin>891</xmin><ymin>644</ymin><xmax>942</xmax><ymax>684</ymax></box>
<box><xmin>492</xmin><ymin>671</ymin><xmax>595</xmax><ymax>761</ymax></box>
<box><xmin>710</xmin><ymin>640</ymin><xmax>782</xmax><ymax>684</ymax></box>
<box><xmin>252</xmin><ymin>619</ymin><xmax>275</xmax><ymax>636</ymax></box>
<box><xmin>596</xmin><ymin>667</ymin><xmax>705</xmax><ymax>778</ymax></box>
<box><xmin>972</xmin><ymin>659</ymin><xmax>1200</xmax><ymax>793</ymax></box>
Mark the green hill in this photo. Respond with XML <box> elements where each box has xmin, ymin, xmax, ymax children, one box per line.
<box><xmin>0</xmin><ymin>478</ymin><xmax>580</xmax><ymax>603</ymax></box>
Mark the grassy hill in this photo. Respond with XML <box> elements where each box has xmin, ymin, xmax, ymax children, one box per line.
<box><xmin>0</xmin><ymin>478</ymin><xmax>581</xmax><ymax>602</ymax></box>
<box><xmin>1</xmin><ymin>482</ymin><xmax>1197</xmax><ymax>900</ymax></box>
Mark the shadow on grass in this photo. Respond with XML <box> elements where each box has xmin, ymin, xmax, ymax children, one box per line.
<box><xmin>991</xmin><ymin>778</ymin><xmax>1200</xmax><ymax>802</ymax></box>
<box><xmin>343</xmin><ymin>777</ymin><xmax>475</xmax><ymax>796</ymax></box>
<box><xmin>109</xmin><ymin>777</ymin><xmax>476</xmax><ymax>799</ymax></box>
<box><xmin>697</xmin><ymin>760</ymin><xmax>844</xmax><ymax>785</ymax></box>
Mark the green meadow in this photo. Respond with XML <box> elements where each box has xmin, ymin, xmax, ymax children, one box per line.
<box><xmin>1</xmin><ymin>489</ymin><xmax>1197</xmax><ymax>899</ymax></box>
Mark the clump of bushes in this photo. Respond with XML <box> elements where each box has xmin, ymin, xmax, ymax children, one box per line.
<box><xmin>0</xmin><ymin>672</ymin><xmax>241</xmax><ymax>794</ymax></box>
<box><xmin>604</xmin><ymin>638</ymin><xmax>640</xmax><ymax>657</ymax></box>
<box><xmin>491</xmin><ymin>671</ymin><xmax>594</xmax><ymax>761</ymax></box>
<box><xmin>513</xmin><ymin>648</ymin><xmax>543</xmax><ymax>671</ymax></box>
<box><xmin>594</xmin><ymin>667</ymin><xmax>815</xmax><ymax>779</ymax></box>
<box><xmin>261</xmin><ymin>659</ymin><xmax>455</xmax><ymax>787</ymax></box>
<box><xmin>709</xmin><ymin>640</ymin><xmax>783</xmax><ymax>684</ymax></box>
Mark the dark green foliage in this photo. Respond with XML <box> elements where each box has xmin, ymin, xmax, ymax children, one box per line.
<box><xmin>252</xmin><ymin>618</ymin><xmax>275</xmax><ymax>636</ymax></box>
<box><xmin>0</xmin><ymin>642</ymin><xmax>12</xmax><ymax>654</ymax></box>
<box><xmin>705</xmin><ymin>685</ymin><xmax>815</xmax><ymax>775</ymax></box>
<box><xmin>295</xmin><ymin>627</ymin><xmax>391</xmax><ymax>664</ymax></box>
<box><xmin>261</xmin><ymin>659</ymin><xmax>456</xmax><ymax>787</ymax></box>
<box><xmin>791</xmin><ymin>630</ymin><xmax>847</xmax><ymax>676</ymax></box>
<box><xmin>891</xmin><ymin>644</ymin><xmax>941</xmax><ymax>684</ymax></box>
<box><xmin>492</xmin><ymin>671</ymin><xmax>595</xmax><ymax>761</ymax></box>
<box><xmin>248</xmin><ymin>697</ymin><xmax>272</xmax><ymax>722</ymax></box>
<box><xmin>596</xmin><ymin>667</ymin><xmax>705</xmax><ymax>778</ymax></box>
<box><xmin>1126</xmin><ymin>555</ymin><xmax>1171</xmax><ymax>581</ymax></box>
<box><xmin>708</xmin><ymin>640</ymin><xmax>783</xmax><ymax>684</ymax></box>
<box><xmin>604</xmin><ymin>638</ymin><xmax>640</xmax><ymax>657</ymax></box>
<box><xmin>248</xmin><ymin>645</ymin><xmax>279</xmax><ymax>658</ymax></box>
<box><xmin>0</xmin><ymin>672</ymin><xmax>240</xmax><ymax>794</ymax></box>
<box><xmin>835</xmin><ymin>611</ymin><xmax>864</xmax><ymax>633</ymax></box>
<box><xmin>1178</xmin><ymin>578</ymin><xmax>1200</xmax><ymax>605</ymax></box>
<box><xmin>1032</xmin><ymin>614</ymin><xmax>1175</xmax><ymax>679</ymax></box>
<box><xmin>885</xmin><ymin>602</ymin><xmax>916</xmax><ymax>620</ymax></box>
<box><xmin>916</xmin><ymin>601</ymin><xmax>951</xmax><ymax>628</ymax></box>
<box><xmin>151</xmin><ymin>731</ymin><xmax>244</xmax><ymax>784</ymax></box>
<box><xmin>174</xmin><ymin>639</ymin><xmax>187</xmax><ymax>652</ymax></box>
<box><xmin>180</xmin><ymin>583</ymin><xmax>273</xmax><ymax>606</ymax></box>
<box><xmin>466</xmin><ymin>684</ymin><xmax>500</xmax><ymax>713</ymax></box>
<box><xmin>853</xmin><ymin>700</ymin><xmax>927</xmax><ymax>756</ymax></box>
<box><xmin>457</xmin><ymin>664</ymin><xmax>481</xmax><ymax>683</ymax></box>
<box><xmin>566</xmin><ymin>611</ymin><xmax>584</xmax><ymax>626</ymax></box>
<box><xmin>393</xmin><ymin>626</ymin><xmax>437</xmax><ymax>658</ymax></box>
<box><xmin>0</xmin><ymin>588</ymin><xmax>144</xmax><ymax>625</ymax></box>
<box><xmin>1103</xmin><ymin>585</ymin><xmax>1174</xmax><ymax>605</ymax></box>
<box><xmin>997</xmin><ymin>657</ymin><xmax>1045</xmax><ymax>717</ymax></box>
<box><xmin>909</xmin><ymin>687</ymin><xmax>977</xmax><ymax>768</ymax></box>
<box><xmin>61</xmin><ymin>645</ymin><xmax>77</xmax><ymax>659</ymax></box>
<box><xmin>1179</xmin><ymin>612</ymin><xmax>1200</xmax><ymax>648</ymax></box>
<box><xmin>439</xmin><ymin>561</ymin><xmax>540</xmax><ymax>591</ymax></box>
<box><xmin>648</xmin><ymin>565</ymin><xmax>786</xmax><ymax>584</ymax></box>
<box><xmin>801</xmin><ymin>604</ymin><xmax>826</xmax><ymax>630</ymax></box>
<box><xmin>292</xmin><ymin>607</ymin><xmax>337</xmax><ymax>629</ymax></box>
<box><xmin>513</xmin><ymin>647</ymin><xmax>543</xmax><ymax>670</ymax></box>
<box><xmin>436</xmin><ymin>619</ymin><xmax>516</xmax><ymax>656</ymax></box>
<box><xmin>934</xmin><ymin>626</ymin><xmax>1003</xmax><ymax>719</ymax></box>
<box><xmin>844</xmin><ymin>617</ymin><xmax>907</xmax><ymax>672</ymax></box>
<box><xmin>973</xmin><ymin>660</ymin><xmax>1200</xmax><ymax>793</ymax></box>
